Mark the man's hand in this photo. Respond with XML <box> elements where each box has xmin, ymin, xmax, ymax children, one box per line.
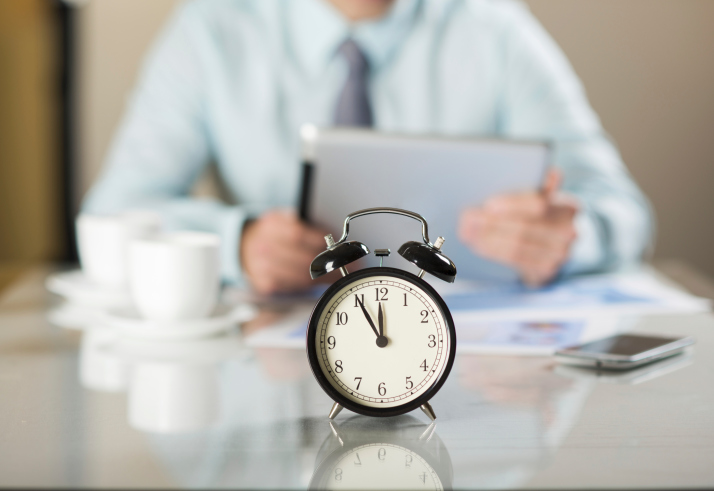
<box><xmin>240</xmin><ymin>210</ymin><xmax>328</xmax><ymax>294</ymax></box>
<box><xmin>457</xmin><ymin>169</ymin><xmax>578</xmax><ymax>286</ymax></box>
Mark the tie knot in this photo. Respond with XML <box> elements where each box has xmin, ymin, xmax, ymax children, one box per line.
<box><xmin>338</xmin><ymin>39</ymin><xmax>369</xmax><ymax>75</ymax></box>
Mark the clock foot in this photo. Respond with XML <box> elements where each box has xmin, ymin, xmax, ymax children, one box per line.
<box><xmin>328</xmin><ymin>402</ymin><xmax>343</xmax><ymax>420</ymax></box>
<box><xmin>420</xmin><ymin>402</ymin><xmax>436</xmax><ymax>421</ymax></box>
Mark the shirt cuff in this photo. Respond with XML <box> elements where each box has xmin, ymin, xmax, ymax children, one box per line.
<box><xmin>216</xmin><ymin>206</ymin><xmax>250</xmax><ymax>285</ymax></box>
<box><xmin>562</xmin><ymin>206</ymin><xmax>606</xmax><ymax>276</ymax></box>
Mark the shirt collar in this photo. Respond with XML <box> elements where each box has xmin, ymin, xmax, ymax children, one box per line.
<box><xmin>288</xmin><ymin>0</ymin><xmax>422</xmax><ymax>76</ymax></box>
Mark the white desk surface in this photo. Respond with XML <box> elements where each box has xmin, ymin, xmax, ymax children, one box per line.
<box><xmin>0</xmin><ymin>264</ymin><xmax>713</xmax><ymax>490</ymax></box>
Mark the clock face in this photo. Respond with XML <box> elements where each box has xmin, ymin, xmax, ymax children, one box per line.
<box><xmin>318</xmin><ymin>443</ymin><xmax>443</xmax><ymax>491</ymax></box>
<box><xmin>307</xmin><ymin>268</ymin><xmax>455</xmax><ymax>416</ymax></box>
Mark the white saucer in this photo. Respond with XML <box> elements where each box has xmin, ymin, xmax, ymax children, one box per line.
<box><xmin>46</xmin><ymin>270</ymin><xmax>133</xmax><ymax>309</ymax></box>
<box><xmin>98</xmin><ymin>303</ymin><xmax>257</xmax><ymax>341</ymax></box>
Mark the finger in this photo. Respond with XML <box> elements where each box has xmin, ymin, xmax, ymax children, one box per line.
<box><xmin>260</xmin><ymin>212</ymin><xmax>329</xmax><ymax>251</ymax></box>
<box><xmin>522</xmin><ymin>269</ymin><xmax>555</xmax><ymax>287</ymax></box>
<box><xmin>248</xmin><ymin>254</ymin><xmax>314</xmax><ymax>293</ymax></box>
<box><xmin>464</xmin><ymin>213</ymin><xmax>573</xmax><ymax>270</ymax></box>
<box><xmin>459</xmin><ymin>198</ymin><xmax>572</xmax><ymax>246</ymax></box>
<box><xmin>474</xmin><ymin>229</ymin><xmax>566</xmax><ymax>272</ymax></box>
<box><xmin>457</xmin><ymin>208</ymin><xmax>484</xmax><ymax>243</ymax></box>
<box><xmin>503</xmin><ymin>214</ymin><xmax>575</xmax><ymax>247</ymax></box>
<box><xmin>549</xmin><ymin>192</ymin><xmax>580</xmax><ymax>216</ymax></box>
<box><xmin>483</xmin><ymin>193</ymin><xmax>549</xmax><ymax>218</ymax></box>
<box><xmin>542</xmin><ymin>167</ymin><xmax>562</xmax><ymax>200</ymax></box>
<box><xmin>252</xmin><ymin>268</ymin><xmax>313</xmax><ymax>294</ymax></box>
<box><xmin>467</xmin><ymin>210</ymin><xmax>576</xmax><ymax>251</ymax></box>
<box><xmin>480</xmin><ymin>236</ymin><xmax>564</xmax><ymax>287</ymax></box>
<box><xmin>258</xmin><ymin>240</ymin><xmax>317</xmax><ymax>277</ymax></box>
<box><xmin>481</xmin><ymin>168</ymin><xmax>564</xmax><ymax>218</ymax></box>
<box><xmin>264</xmin><ymin>265</ymin><xmax>314</xmax><ymax>292</ymax></box>
<box><xmin>302</xmin><ymin>225</ymin><xmax>332</xmax><ymax>250</ymax></box>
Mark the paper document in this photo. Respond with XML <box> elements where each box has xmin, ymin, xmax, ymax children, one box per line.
<box><xmin>242</xmin><ymin>269</ymin><xmax>710</xmax><ymax>355</ymax></box>
<box><xmin>441</xmin><ymin>269</ymin><xmax>710</xmax><ymax>323</ymax></box>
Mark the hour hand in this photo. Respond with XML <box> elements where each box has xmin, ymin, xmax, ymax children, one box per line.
<box><xmin>356</xmin><ymin>296</ymin><xmax>380</xmax><ymax>338</ymax></box>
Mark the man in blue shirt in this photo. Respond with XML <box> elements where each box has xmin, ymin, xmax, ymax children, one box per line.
<box><xmin>83</xmin><ymin>0</ymin><xmax>653</xmax><ymax>294</ymax></box>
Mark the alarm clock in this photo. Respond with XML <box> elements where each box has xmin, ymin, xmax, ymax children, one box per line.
<box><xmin>308</xmin><ymin>416</ymin><xmax>453</xmax><ymax>490</ymax></box>
<box><xmin>306</xmin><ymin>207</ymin><xmax>457</xmax><ymax>421</ymax></box>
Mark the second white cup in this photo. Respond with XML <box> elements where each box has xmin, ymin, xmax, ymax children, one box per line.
<box><xmin>129</xmin><ymin>232</ymin><xmax>220</xmax><ymax>322</ymax></box>
<box><xmin>77</xmin><ymin>211</ymin><xmax>161</xmax><ymax>287</ymax></box>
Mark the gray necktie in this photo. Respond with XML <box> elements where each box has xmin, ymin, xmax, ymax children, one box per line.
<box><xmin>334</xmin><ymin>39</ymin><xmax>373</xmax><ymax>127</ymax></box>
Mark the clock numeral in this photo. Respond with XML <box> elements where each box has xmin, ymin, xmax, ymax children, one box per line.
<box><xmin>405</xmin><ymin>455</ymin><xmax>413</xmax><ymax>468</ymax></box>
<box><xmin>378</xmin><ymin>448</ymin><xmax>386</xmax><ymax>461</ymax></box>
<box><xmin>353</xmin><ymin>294</ymin><xmax>364</xmax><ymax>308</ymax></box>
<box><xmin>336</xmin><ymin>312</ymin><xmax>348</xmax><ymax>325</ymax></box>
<box><xmin>406</xmin><ymin>376</ymin><xmax>413</xmax><ymax>390</ymax></box>
<box><xmin>375</xmin><ymin>287</ymin><xmax>388</xmax><ymax>301</ymax></box>
<box><xmin>403</xmin><ymin>293</ymin><xmax>408</xmax><ymax>307</ymax></box>
<box><xmin>378</xmin><ymin>382</ymin><xmax>386</xmax><ymax>396</ymax></box>
<box><xmin>354</xmin><ymin>453</ymin><xmax>362</xmax><ymax>466</ymax></box>
<box><xmin>327</xmin><ymin>336</ymin><xmax>336</xmax><ymax>350</ymax></box>
<box><xmin>420</xmin><ymin>310</ymin><xmax>429</xmax><ymax>323</ymax></box>
<box><xmin>335</xmin><ymin>468</ymin><xmax>342</xmax><ymax>481</ymax></box>
<box><xmin>335</xmin><ymin>360</ymin><xmax>343</xmax><ymax>373</ymax></box>
<box><xmin>420</xmin><ymin>359</ymin><xmax>428</xmax><ymax>372</ymax></box>
<box><xmin>428</xmin><ymin>334</ymin><xmax>436</xmax><ymax>348</ymax></box>
<box><xmin>354</xmin><ymin>376</ymin><xmax>362</xmax><ymax>390</ymax></box>
<box><xmin>420</xmin><ymin>472</ymin><xmax>427</xmax><ymax>484</ymax></box>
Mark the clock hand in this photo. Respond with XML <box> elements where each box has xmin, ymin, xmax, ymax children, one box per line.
<box><xmin>377</xmin><ymin>302</ymin><xmax>388</xmax><ymax>348</ymax></box>
<box><xmin>378</xmin><ymin>302</ymin><xmax>384</xmax><ymax>337</ymax></box>
<box><xmin>356</xmin><ymin>296</ymin><xmax>380</xmax><ymax>338</ymax></box>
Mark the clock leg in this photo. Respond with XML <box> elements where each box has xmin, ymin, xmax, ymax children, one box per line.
<box><xmin>328</xmin><ymin>402</ymin><xmax>343</xmax><ymax>420</ymax></box>
<box><xmin>420</xmin><ymin>401</ymin><xmax>437</xmax><ymax>421</ymax></box>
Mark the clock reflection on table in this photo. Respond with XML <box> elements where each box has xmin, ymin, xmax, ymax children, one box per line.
<box><xmin>309</xmin><ymin>416</ymin><xmax>453</xmax><ymax>491</ymax></box>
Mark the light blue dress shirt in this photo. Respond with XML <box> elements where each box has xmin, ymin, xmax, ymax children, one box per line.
<box><xmin>83</xmin><ymin>0</ymin><xmax>653</xmax><ymax>284</ymax></box>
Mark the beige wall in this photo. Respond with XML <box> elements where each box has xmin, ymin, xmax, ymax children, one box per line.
<box><xmin>75</xmin><ymin>0</ymin><xmax>714</xmax><ymax>276</ymax></box>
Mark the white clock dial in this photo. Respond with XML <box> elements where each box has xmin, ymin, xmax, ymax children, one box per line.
<box><xmin>315</xmin><ymin>275</ymin><xmax>451</xmax><ymax>409</ymax></box>
<box><xmin>325</xmin><ymin>443</ymin><xmax>443</xmax><ymax>490</ymax></box>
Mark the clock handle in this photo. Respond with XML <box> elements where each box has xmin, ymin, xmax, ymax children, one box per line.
<box><xmin>336</xmin><ymin>207</ymin><xmax>434</xmax><ymax>247</ymax></box>
<box><xmin>310</xmin><ymin>207</ymin><xmax>457</xmax><ymax>283</ymax></box>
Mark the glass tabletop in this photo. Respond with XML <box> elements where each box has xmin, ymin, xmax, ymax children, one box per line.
<box><xmin>0</xmin><ymin>267</ymin><xmax>713</xmax><ymax>489</ymax></box>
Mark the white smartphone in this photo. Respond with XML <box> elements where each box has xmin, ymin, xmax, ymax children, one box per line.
<box><xmin>555</xmin><ymin>333</ymin><xmax>695</xmax><ymax>370</ymax></box>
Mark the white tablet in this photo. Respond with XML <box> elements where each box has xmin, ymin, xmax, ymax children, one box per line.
<box><xmin>299</xmin><ymin>128</ymin><xmax>550</xmax><ymax>282</ymax></box>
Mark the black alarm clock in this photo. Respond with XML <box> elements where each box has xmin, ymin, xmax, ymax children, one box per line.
<box><xmin>306</xmin><ymin>208</ymin><xmax>457</xmax><ymax>421</ymax></box>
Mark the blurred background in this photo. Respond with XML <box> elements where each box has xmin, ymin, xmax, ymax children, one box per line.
<box><xmin>1</xmin><ymin>0</ymin><xmax>713</xmax><ymax>291</ymax></box>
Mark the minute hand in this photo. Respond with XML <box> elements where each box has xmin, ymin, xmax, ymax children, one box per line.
<box><xmin>356</xmin><ymin>297</ymin><xmax>380</xmax><ymax>338</ymax></box>
<box><xmin>378</xmin><ymin>302</ymin><xmax>384</xmax><ymax>337</ymax></box>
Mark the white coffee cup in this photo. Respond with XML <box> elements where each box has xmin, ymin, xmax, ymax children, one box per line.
<box><xmin>128</xmin><ymin>232</ymin><xmax>220</xmax><ymax>321</ymax></box>
<box><xmin>76</xmin><ymin>211</ymin><xmax>161</xmax><ymax>287</ymax></box>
